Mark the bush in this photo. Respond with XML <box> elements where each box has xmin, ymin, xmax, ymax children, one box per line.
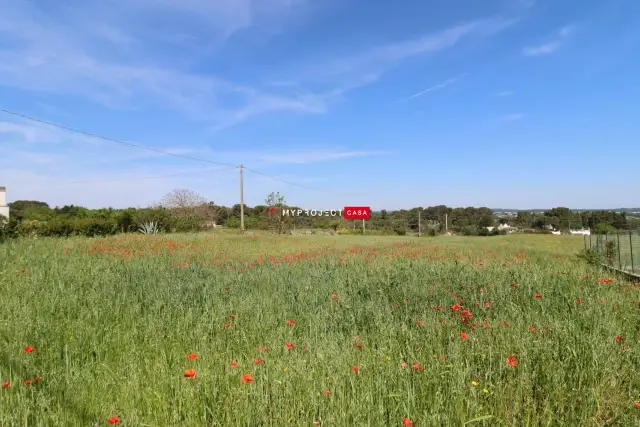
<box><xmin>39</xmin><ymin>218</ymin><xmax>119</xmax><ymax>237</ymax></box>
<box><xmin>169</xmin><ymin>216</ymin><xmax>203</xmax><ymax>233</ymax></box>
<box><xmin>0</xmin><ymin>216</ymin><xmax>19</xmax><ymax>242</ymax></box>
<box><xmin>478</xmin><ymin>227</ymin><xmax>490</xmax><ymax>236</ymax></box>
<box><xmin>244</xmin><ymin>217</ymin><xmax>260</xmax><ymax>230</ymax></box>
<box><xmin>132</xmin><ymin>208</ymin><xmax>172</xmax><ymax>232</ymax></box>
<box><xmin>461</xmin><ymin>226</ymin><xmax>479</xmax><ymax>236</ymax></box>
<box><xmin>225</xmin><ymin>217</ymin><xmax>241</xmax><ymax>229</ymax></box>
<box><xmin>577</xmin><ymin>248</ymin><xmax>603</xmax><ymax>266</ymax></box>
<box><xmin>392</xmin><ymin>220</ymin><xmax>407</xmax><ymax>236</ymax></box>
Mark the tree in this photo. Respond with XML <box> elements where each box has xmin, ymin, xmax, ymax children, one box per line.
<box><xmin>265</xmin><ymin>192</ymin><xmax>286</xmax><ymax>234</ymax></box>
<box><xmin>160</xmin><ymin>189</ymin><xmax>212</xmax><ymax>218</ymax></box>
<box><xmin>479</xmin><ymin>215</ymin><xmax>494</xmax><ymax>228</ymax></box>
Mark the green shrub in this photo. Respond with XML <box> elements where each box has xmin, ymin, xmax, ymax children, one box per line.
<box><xmin>132</xmin><ymin>208</ymin><xmax>172</xmax><ymax>232</ymax></box>
<box><xmin>169</xmin><ymin>216</ymin><xmax>203</xmax><ymax>233</ymax></box>
<box><xmin>225</xmin><ymin>217</ymin><xmax>241</xmax><ymax>229</ymax></box>
<box><xmin>577</xmin><ymin>248</ymin><xmax>604</xmax><ymax>266</ymax></box>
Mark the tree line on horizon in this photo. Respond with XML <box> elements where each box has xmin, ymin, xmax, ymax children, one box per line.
<box><xmin>1</xmin><ymin>189</ymin><xmax>638</xmax><ymax>239</ymax></box>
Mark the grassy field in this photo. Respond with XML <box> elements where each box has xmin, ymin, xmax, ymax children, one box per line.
<box><xmin>1</xmin><ymin>233</ymin><xmax>640</xmax><ymax>426</ymax></box>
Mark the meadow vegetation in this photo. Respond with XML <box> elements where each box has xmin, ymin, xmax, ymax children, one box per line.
<box><xmin>1</xmin><ymin>233</ymin><xmax>639</xmax><ymax>426</ymax></box>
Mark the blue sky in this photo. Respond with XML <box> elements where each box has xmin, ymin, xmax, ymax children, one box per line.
<box><xmin>1</xmin><ymin>0</ymin><xmax>639</xmax><ymax>210</ymax></box>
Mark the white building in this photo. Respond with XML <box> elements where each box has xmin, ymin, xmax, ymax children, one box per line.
<box><xmin>570</xmin><ymin>229</ymin><xmax>591</xmax><ymax>236</ymax></box>
<box><xmin>0</xmin><ymin>186</ymin><xmax>8</xmax><ymax>218</ymax></box>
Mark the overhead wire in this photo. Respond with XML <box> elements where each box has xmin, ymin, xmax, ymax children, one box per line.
<box><xmin>1</xmin><ymin>108</ymin><xmax>370</xmax><ymax>196</ymax></box>
<box><xmin>243</xmin><ymin>167</ymin><xmax>369</xmax><ymax>196</ymax></box>
<box><xmin>0</xmin><ymin>108</ymin><xmax>238</xmax><ymax>168</ymax></box>
<box><xmin>64</xmin><ymin>166</ymin><xmax>237</xmax><ymax>184</ymax></box>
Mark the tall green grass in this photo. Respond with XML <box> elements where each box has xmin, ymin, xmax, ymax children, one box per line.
<box><xmin>1</xmin><ymin>234</ymin><xmax>639</xmax><ymax>426</ymax></box>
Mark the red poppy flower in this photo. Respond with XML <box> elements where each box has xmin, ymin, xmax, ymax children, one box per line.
<box><xmin>440</xmin><ymin>354</ymin><xmax>446</xmax><ymax>361</ymax></box>
<box><xmin>229</xmin><ymin>314</ymin><xmax>236</xmax><ymax>319</ymax></box>
<box><xmin>635</xmin><ymin>401</ymin><xmax>640</xmax><ymax>408</ymax></box>
<box><xmin>352</xmin><ymin>365</ymin><xmax>359</xmax><ymax>374</ymax></box>
<box><xmin>412</xmin><ymin>362</ymin><xmax>424</xmax><ymax>371</ymax></box>
<box><xmin>188</xmin><ymin>353</ymin><xmax>198</xmax><ymax>360</ymax></box>
<box><xmin>460</xmin><ymin>332</ymin><xmax>469</xmax><ymax>340</ymax></box>
<box><xmin>24</xmin><ymin>379</ymin><xmax>32</xmax><ymax>385</ymax></box>
<box><xmin>451</xmin><ymin>303</ymin><xmax>462</xmax><ymax>311</ymax></box>
<box><xmin>242</xmin><ymin>373</ymin><xmax>254</xmax><ymax>384</ymax></box>
<box><xmin>616</xmin><ymin>336</ymin><xmax>625</xmax><ymax>342</ymax></box>
<box><xmin>20</xmin><ymin>268</ymin><xmax>27</xmax><ymax>273</ymax></box>
<box><xmin>417</xmin><ymin>319</ymin><xmax>423</xmax><ymax>327</ymax></box>
<box><xmin>507</xmin><ymin>355</ymin><xmax>518</xmax><ymax>367</ymax></box>
<box><xmin>323</xmin><ymin>389</ymin><xmax>332</xmax><ymax>395</ymax></box>
<box><xmin>331</xmin><ymin>293</ymin><xmax>339</xmax><ymax>300</ymax></box>
<box><xmin>34</xmin><ymin>377</ymin><xmax>42</xmax><ymax>382</ymax></box>
<box><xmin>530</xmin><ymin>326</ymin><xmax>537</xmax><ymax>332</ymax></box>
<box><xmin>286</xmin><ymin>319</ymin><xmax>295</xmax><ymax>326</ymax></box>
<box><xmin>403</xmin><ymin>417</ymin><xmax>415</xmax><ymax>426</ymax></box>
<box><xmin>285</xmin><ymin>341</ymin><xmax>295</xmax><ymax>350</ymax></box>
<box><xmin>254</xmin><ymin>356</ymin><xmax>265</xmax><ymax>365</ymax></box>
<box><xmin>511</xmin><ymin>283</ymin><xmax>518</xmax><ymax>287</ymax></box>
<box><xmin>534</xmin><ymin>294</ymin><xmax>542</xmax><ymax>299</ymax></box>
<box><xmin>108</xmin><ymin>416</ymin><xmax>121</xmax><ymax>425</ymax></box>
<box><xmin>2</xmin><ymin>380</ymin><xmax>10</xmax><ymax>389</ymax></box>
<box><xmin>224</xmin><ymin>323</ymin><xmax>232</xmax><ymax>329</ymax></box>
<box><xmin>24</xmin><ymin>346</ymin><xmax>35</xmax><ymax>353</ymax></box>
<box><xmin>229</xmin><ymin>360</ymin><xmax>239</xmax><ymax>368</ymax></box>
<box><xmin>576</xmin><ymin>299</ymin><xmax>582</xmax><ymax>305</ymax></box>
<box><xmin>400</xmin><ymin>362</ymin><xmax>408</xmax><ymax>369</ymax></box>
<box><xmin>184</xmin><ymin>369</ymin><xmax>197</xmax><ymax>378</ymax></box>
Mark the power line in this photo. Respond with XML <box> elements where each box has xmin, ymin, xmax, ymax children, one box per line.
<box><xmin>0</xmin><ymin>108</ymin><xmax>239</xmax><ymax>169</ymax></box>
<box><xmin>1</xmin><ymin>107</ymin><xmax>370</xmax><ymax>200</ymax></box>
<box><xmin>243</xmin><ymin>167</ymin><xmax>369</xmax><ymax>196</ymax></box>
<box><xmin>64</xmin><ymin>166</ymin><xmax>237</xmax><ymax>184</ymax></box>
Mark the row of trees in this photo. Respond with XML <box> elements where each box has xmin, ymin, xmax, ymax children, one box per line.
<box><xmin>506</xmin><ymin>207</ymin><xmax>638</xmax><ymax>234</ymax></box>
<box><xmin>2</xmin><ymin>189</ymin><xmax>639</xmax><ymax>240</ymax></box>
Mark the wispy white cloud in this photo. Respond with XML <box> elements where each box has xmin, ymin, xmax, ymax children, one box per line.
<box><xmin>497</xmin><ymin>90</ymin><xmax>515</xmax><ymax>96</ymax></box>
<box><xmin>501</xmin><ymin>113</ymin><xmax>525</xmax><ymax>121</ymax></box>
<box><xmin>523</xmin><ymin>24</ymin><xmax>577</xmax><ymax>56</ymax></box>
<box><xmin>523</xmin><ymin>41</ymin><xmax>561</xmax><ymax>56</ymax></box>
<box><xmin>0</xmin><ymin>1</ymin><xmax>518</xmax><ymax>132</ymax></box>
<box><xmin>258</xmin><ymin>149</ymin><xmax>389</xmax><ymax>164</ymax></box>
<box><xmin>396</xmin><ymin>74</ymin><xmax>466</xmax><ymax>103</ymax></box>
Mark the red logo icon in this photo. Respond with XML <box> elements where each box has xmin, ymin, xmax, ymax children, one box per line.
<box><xmin>343</xmin><ymin>206</ymin><xmax>371</xmax><ymax>220</ymax></box>
<box><xmin>269</xmin><ymin>207</ymin><xmax>280</xmax><ymax>217</ymax></box>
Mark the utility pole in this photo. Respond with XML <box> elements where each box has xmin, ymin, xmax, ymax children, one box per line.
<box><xmin>418</xmin><ymin>211</ymin><xmax>421</xmax><ymax>237</ymax></box>
<box><xmin>239</xmin><ymin>165</ymin><xmax>244</xmax><ymax>230</ymax></box>
<box><xmin>445</xmin><ymin>213</ymin><xmax>448</xmax><ymax>232</ymax></box>
<box><xmin>362</xmin><ymin>218</ymin><xmax>365</xmax><ymax>234</ymax></box>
